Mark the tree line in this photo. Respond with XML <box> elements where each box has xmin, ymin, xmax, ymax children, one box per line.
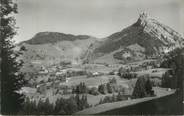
<box><xmin>72</xmin><ymin>78</ymin><xmax>126</xmax><ymax>95</ymax></box>
<box><xmin>21</xmin><ymin>94</ymin><xmax>90</xmax><ymax>115</ymax></box>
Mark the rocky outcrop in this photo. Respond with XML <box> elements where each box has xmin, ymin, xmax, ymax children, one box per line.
<box><xmin>84</xmin><ymin>13</ymin><xmax>184</xmax><ymax>64</ymax></box>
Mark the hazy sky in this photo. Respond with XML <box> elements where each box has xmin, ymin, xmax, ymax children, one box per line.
<box><xmin>14</xmin><ymin>0</ymin><xmax>184</xmax><ymax>42</ymax></box>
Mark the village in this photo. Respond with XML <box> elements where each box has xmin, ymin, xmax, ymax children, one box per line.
<box><xmin>2</xmin><ymin>0</ymin><xmax>183</xmax><ymax>114</ymax></box>
<box><xmin>20</xmin><ymin>58</ymin><xmax>173</xmax><ymax>106</ymax></box>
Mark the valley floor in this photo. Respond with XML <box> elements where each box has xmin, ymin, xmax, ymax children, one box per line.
<box><xmin>21</xmin><ymin>59</ymin><xmax>176</xmax><ymax>114</ymax></box>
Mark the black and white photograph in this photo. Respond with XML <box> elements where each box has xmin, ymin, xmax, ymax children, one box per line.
<box><xmin>1</xmin><ymin>0</ymin><xmax>184</xmax><ymax>115</ymax></box>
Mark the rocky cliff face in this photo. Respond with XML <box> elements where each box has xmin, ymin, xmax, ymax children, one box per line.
<box><xmin>84</xmin><ymin>13</ymin><xmax>184</xmax><ymax>64</ymax></box>
<box><xmin>137</xmin><ymin>12</ymin><xmax>183</xmax><ymax>46</ymax></box>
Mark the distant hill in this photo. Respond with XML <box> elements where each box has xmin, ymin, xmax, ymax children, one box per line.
<box><xmin>21</xmin><ymin>32</ymin><xmax>92</xmax><ymax>44</ymax></box>
<box><xmin>18</xmin><ymin>32</ymin><xmax>97</xmax><ymax>72</ymax></box>
<box><xmin>84</xmin><ymin>12</ymin><xmax>184</xmax><ymax>64</ymax></box>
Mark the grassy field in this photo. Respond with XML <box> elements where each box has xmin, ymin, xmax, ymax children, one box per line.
<box><xmin>22</xmin><ymin>63</ymin><xmax>172</xmax><ymax>110</ymax></box>
<box><xmin>24</xmin><ymin>74</ymin><xmax>136</xmax><ymax>106</ymax></box>
<box><xmin>62</xmin><ymin>75</ymin><xmax>130</xmax><ymax>87</ymax></box>
<box><xmin>61</xmin><ymin>75</ymin><xmax>109</xmax><ymax>87</ymax></box>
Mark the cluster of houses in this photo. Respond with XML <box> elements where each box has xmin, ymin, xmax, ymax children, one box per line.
<box><xmin>120</xmin><ymin>60</ymin><xmax>161</xmax><ymax>73</ymax></box>
<box><xmin>31</xmin><ymin>65</ymin><xmax>75</xmax><ymax>96</ymax></box>
<box><xmin>36</xmin><ymin>81</ymin><xmax>73</xmax><ymax>96</ymax></box>
<box><xmin>37</xmin><ymin>65</ymin><xmax>71</xmax><ymax>83</ymax></box>
<box><xmin>32</xmin><ymin>64</ymin><xmax>104</xmax><ymax>95</ymax></box>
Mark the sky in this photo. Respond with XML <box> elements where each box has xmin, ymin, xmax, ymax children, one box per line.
<box><xmin>14</xmin><ymin>0</ymin><xmax>184</xmax><ymax>43</ymax></box>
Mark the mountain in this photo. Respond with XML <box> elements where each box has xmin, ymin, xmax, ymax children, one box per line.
<box><xmin>22</xmin><ymin>32</ymin><xmax>92</xmax><ymax>44</ymax></box>
<box><xmin>19</xmin><ymin>13</ymin><xmax>184</xmax><ymax>71</ymax></box>
<box><xmin>84</xmin><ymin>13</ymin><xmax>184</xmax><ymax>64</ymax></box>
<box><xmin>19</xmin><ymin>32</ymin><xmax>97</xmax><ymax>72</ymax></box>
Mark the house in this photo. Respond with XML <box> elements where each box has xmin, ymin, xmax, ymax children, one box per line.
<box><xmin>92</xmin><ymin>72</ymin><xmax>99</xmax><ymax>76</ymax></box>
<box><xmin>37</xmin><ymin>84</ymin><xmax>47</xmax><ymax>94</ymax></box>
<box><xmin>56</xmin><ymin>72</ymin><xmax>67</xmax><ymax>82</ymax></box>
<box><xmin>39</xmin><ymin>66</ymin><xmax>49</xmax><ymax>75</ymax></box>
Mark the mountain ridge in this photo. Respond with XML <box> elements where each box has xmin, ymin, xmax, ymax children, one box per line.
<box><xmin>22</xmin><ymin>31</ymin><xmax>94</xmax><ymax>45</ymax></box>
<box><xmin>19</xmin><ymin>13</ymin><xmax>184</xmax><ymax>67</ymax></box>
<box><xmin>83</xmin><ymin>12</ymin><xmax>184</xmax><ymax>64</ymax></box>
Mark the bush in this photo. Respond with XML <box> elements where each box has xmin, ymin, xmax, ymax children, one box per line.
<box><xmin>103</xmin><ymin>96</ymin><xmax>113</xmax><ymax>103</ymax></box>
<box><xmin>119</xmin><ymin>72</ymin><xmax>137</xmax><ymax>80</ymax></box>
<box><xmin>72</xmin><ymin>82</ymin><xmax>88</xmax><ymax>94</ymax></box>
<box><xmin>98</xmin><ymin>78</ymin><xmax>125</xmax><ymax>94</ymax></box>
<box><xmin>89</xmin><ymin>87</ymin><xmax>99</xmax><ymax>96</ymax></box>
<box><xmin>109</xmin><ymin>77</ymin><xmax>117</xmax><ymax>84</ymax></box>
<box><xmin>106</xmin><ymin>83</ymin><xmax>114</xmax><ymax>93</ymax></box>
<box><xmin>161</xmin><ymin>71</ymin><xmax>176</xmax><ymax>89</ymax></box>
<box><xmin>98</xmin><ymin>93</ymin><xmax>128</xmax><ymax>105</ymax></box>
<box><xmin>117</xmin><ymin>92</ymin><xmax>128</xmax><ymax>101</ymax></box>
<box><xmin>98</xmin><ymin>84</ymin><xmax>107</xmax><ymax>94</ymax></box>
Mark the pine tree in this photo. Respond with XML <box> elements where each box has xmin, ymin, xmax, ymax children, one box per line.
<box><xmin>22</xmin><ymin>98</ymin><xmax>37</xmax><ymax>114</ymax></box>
<box><xmin>112</xmin><ymin>94</ymin><xmax>116</xmax><ymax>102</ymax></box>
<box><xmin>107</xmin><ymin>83</ymin><xmax>113</xmax><ymax>93</ymax></box>
<box><xmin>54</xmin><ymin>98</ymin><xmax>65</xmax><ymax>114</ymax></box>
<box><xmin>98</xmin><ymin>84</ymin><xmax>107</xmax><ymax>94</ymax></box>
<box><xmin>99</xmin><ymin>98</ymin><xmax>103</xmax><ymax>104</ymax></box>
<box><xmin>145</xmin><ymin>77</ymin><xmax>154</xmax><ymax>96</ymax></box>
<box><xmin>65</xmin><ymin>97</ymin><xmax>78</xmax><ymax>114</ymax></box>
<box><xmin>132</xmin><ymin>75</ymin><xmax>154</xmax><ymax>98</ymax></box>
<box><xmin>132</xmin><ymin>76</ymin><xmax>147</xmax><ymax>98</ymax></box>
<box><xmin>117</xmin><ymin>92</ymin><xmax>123</xmax><ymax>101</ymax></box>
<box><xmin>81</xmin><ymin>95</ymin><xmax>89</xmax><ymax>109</ymax></box>
<box><xmin>22</xmin><ymin>98</ymin><xmax>32</xmax><ymax>114</ymax></box>
<box><xmin>43</xmin><ymin>98</ymin><xmax>54</xmax><ymax>114</ymax></box>
<box><xmin>75</xmin><ymin>94</ymin><xmax>82</xmax><ymax>110</ymax></box>
<box><xmin>1</xmin><ymin>0</ymin><xmax>26</xmax><ymax>114</ymax></box>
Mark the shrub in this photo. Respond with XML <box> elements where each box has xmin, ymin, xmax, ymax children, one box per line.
<box><xmin>72</xmin><ymin>82</ymin><xmax>88</xmax><ymax>94</ymax></box>
<box><xmin>89</xmin><ymin>87</ymin><xmax>99</xmax><ymax>96</ymax></box>
<box><xmin>106</xmin><ymin>83</ymin><xmax>114</xmax><ymax>93</ymax></box>
<box><xmin>119</xmin><ymin>72</ymin><xmax>137</xmax><ymax>80</ymax></box>
<box><xmin>161</xmin><ymin>71</ymin><xmax>176</xmax><ymax>89</ymax></box>
<box><xmin>109</xmin><ymin>77</ymin><xmax>117</xmax><ymax>84</ymax></box>
<box><xmin>98</xmin><ymin>84</ymin><xmax>107</xmax><ymax>94</ymax></box>
<box><xmin>98</xmin><ymin>93</ymin><xmax>128</xmax><ymax>105</ymax></box>
<box><xmin>117</xmin><ymin>92</ymin><xmax>128</xmax><ymax>101</ymax></box>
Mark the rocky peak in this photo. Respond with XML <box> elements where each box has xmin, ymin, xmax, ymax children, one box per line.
<box><xmin>136</xmin><ymin>12</ymin><xmax>149</xmax><ymax>27</ymax></box>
